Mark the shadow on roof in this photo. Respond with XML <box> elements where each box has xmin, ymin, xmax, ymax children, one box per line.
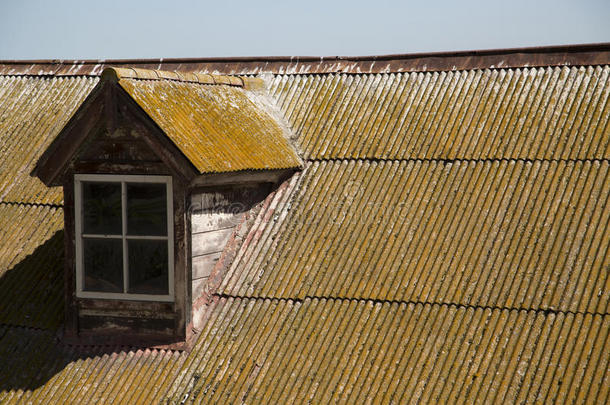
<box><xmin>0</xmin><ymin>229</ymin><xmax>185</xmax><ymax>396</ymax></box>
<box><xmin>0</xmin><ymin>231</ymin><xmax>127</xmax><ymax>391</ymax></box>
<box><xmin>0</xmin><ymin>230</ymin><xmax>64</xmax><ymax>330</ymax></box>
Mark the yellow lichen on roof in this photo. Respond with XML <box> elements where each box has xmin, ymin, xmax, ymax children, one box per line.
<box><xmin>270</xmin><ymin>66</ymin><xmax>610</xmax><ymax>160</ymax></box>
<box><xmin>0</xmin><ymin>75</ymin><xmax>98</xmax><ymax>204</ymax></box>
<box><xmin>113</xmin><ymin>70</ymin><xmax>301</xmax><ymax>174</ymax></box>
<box><xmin>221</xmin><ymin>160</ymin><xmax>610</xmax><ymax>313</ymax></box>
<box><xmin>103</xmin><ymin>66</ymin><xmax>264</xmax><ymax>89</ymax></box>
<box><xmin>161</xmin><ymin>297</ymin><xmax>610</xmax><ymax>404</ymax></box>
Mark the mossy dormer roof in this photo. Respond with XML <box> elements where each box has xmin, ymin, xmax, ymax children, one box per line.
<box><xmin>35</xmin><ymin>67</ymin><xmax>301</xmax><ymax>185</ymax></box>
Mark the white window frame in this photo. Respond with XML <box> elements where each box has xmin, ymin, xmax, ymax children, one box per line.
<box><xmin>75</xmin><ymin>174</ymin><xmax>174</xmax><ymax>302</ymax></box>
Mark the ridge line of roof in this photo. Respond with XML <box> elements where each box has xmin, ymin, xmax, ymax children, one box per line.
<box><xmin>1</xmin><ymin>43</ymin><xmax>608</xmax><ymax>76</ymax></box>
<box><xmin>214</xmin><ymin>294</ymin><xmax>610</xmax><ymax>317</ymax></box>
<box><xmin>102</xmin><ymin>66</ymin><xmax>250</xmax><ymax>87</ymax></box>
<box><xmin>3</xmin><ymin>42</ymin><xmax>609</xmax><ymax>65</ymax></box>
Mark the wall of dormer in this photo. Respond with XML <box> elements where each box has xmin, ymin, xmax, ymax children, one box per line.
<box><xmin>62</xmin><ymin>119</ymin><xmax>189</xmax><ymax>348</ymax></box>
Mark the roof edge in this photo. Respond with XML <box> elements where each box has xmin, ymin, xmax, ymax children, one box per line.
<box><xmin>1</xmin><ymin>42</ymin><xmax>609</xmax><ymax>76</ymax></box>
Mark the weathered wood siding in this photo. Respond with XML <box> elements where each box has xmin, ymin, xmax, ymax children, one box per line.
<box><xmin>190</xmin><ymin>185</ymin><xmax>269</xmax><ymax>301</ymax></box>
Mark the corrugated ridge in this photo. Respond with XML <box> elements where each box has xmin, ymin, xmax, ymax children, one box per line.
<box><xmin>118</xmin><ymin>78</ymin><xmax>302</xmax><ymax>174</ymax></box>
<box><xmin>220</xmin><ymin>160</ymin><xmax>610</xmax><ymax>315</ymax></box>
<box><xmin>105</xmin><ymin>66</ymin><xmax>247</xmax><ymax>87</ymax></box>
<box><xmin>163</xmin><ymin>297</ymin><xmax>610</xmax><ymax>404</ymax></box>
<box><xmin>215</xmin><ymin>294</ymin><xmax>609</xmax><ymax>317</ymax></box>
<box><xmin>0</xmin><ymin>75</ymin><xmax>98</xmax><ymax>205</ymax></box>
<box><xmin>270</xmin><ymin>66</ymin><xmax>610</xmax><ymax>160</ymax></box>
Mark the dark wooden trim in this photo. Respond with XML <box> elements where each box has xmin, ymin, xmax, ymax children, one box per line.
<box><xmin>33</xmin><ymin>82</ymin><xmax>107</xmax><ymax>186</ymax></box>
<box><xmin>77</xmin><ymin>299</ymin><xmax>174</xmax><ymax>313</ymax></box>
<box><xmin>62</xmin><ymin>178</ymin><xmax>78</xmax><ymax>339</ymax></box>
<box><xmin>185</xmin><ymin>183</ymin><xmax>193</xmax><ymax>328</ymax></box>
<box><xmin>63</xmin><ymin>329</ymin><xmax>189</xmax><ymax>350</ymax></box>
<box><xmin>172</xmin><ymin>179</ymin><xmax>188</xmax><ymax>340</ymax></box>
<box><xmin>104</xmin><ymin>83</ymin><xmax>118</xmax><ymax>134</ymax></box>
<box><xmin>189</xmin><ymin>168</ymin><xmax>296</xmax><ymax>189</ymax></box>
<box><xmin>72</xmin><ymin>161</ymin><xmax>170</xmax><ymax>174</ymax></box>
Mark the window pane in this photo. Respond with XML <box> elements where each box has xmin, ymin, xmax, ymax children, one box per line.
<box><xmin>83</xmin><ymin>238</ymin><xmax>123</xmax><ymax>293</ymax></box>
<box><xmin>127</xmin><ymin>183</ymin><xmax>167</xmax><ymax>236</ymax></box>
<box><xmin>82</xmin><ymin>182</ymin><xmax>122</xmax><ymax>235</ymax></box>
<box><xmin>127</xmin><ymin>239</ymin><xmax>169</xmax><ymax>295</ymax></box>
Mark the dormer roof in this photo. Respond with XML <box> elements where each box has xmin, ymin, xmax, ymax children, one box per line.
<box><xmin>34</xmin><ymin>67</ymin><xmax>301</xmax><ymax>185</ymax></box>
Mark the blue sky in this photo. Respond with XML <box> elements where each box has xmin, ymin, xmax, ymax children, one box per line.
<box><xmin>0</xmin><ymin>0</ymin><xmax>608</xmax><ymax>60</ymax></box>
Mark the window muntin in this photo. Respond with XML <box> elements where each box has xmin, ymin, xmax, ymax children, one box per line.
<box><xmin>75</xmin><ymin>174</ymin><xmax>174</xmax><ymax>301</ymax></box>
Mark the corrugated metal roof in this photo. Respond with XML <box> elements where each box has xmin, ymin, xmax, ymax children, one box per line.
<box><xmin>220</xmin><ymin>160</ymin><xmax>610</xmax><ymax>314</ymax></box>
<box><xmin>270</xmin><ymin>66</ymin><xmax>610</xmax><ymax>160</ymax></box>
<box><xmin>161</xmin><ymin>297</ymin><xmax>609</xmax><ymax>404</ymax></box>
<box><xmin>117</xmin><ymin>75</ymin><xmax>302</xmax><ymax>174</ymax></box>
<box><xmin>0</xmin><ymin>75</ymin><xmax>98</xmax><ymax>204</ymax></box>
<box><xmin>0</xmin><ymin>58</ymin><xmax>609</xmax><ymax>404</ymax></box>
<box><xmin>0</xmin><ymin>203</ymin><xmax>64</xmax><ymax>330</ymax></box>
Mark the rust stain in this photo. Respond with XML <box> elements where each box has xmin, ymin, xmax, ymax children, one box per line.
<box><xmin>0</xmin><ymin>43</ymin><xmax>609</xmax><ymax>76</ymax></box>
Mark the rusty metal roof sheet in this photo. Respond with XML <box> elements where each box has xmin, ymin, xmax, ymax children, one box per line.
<box><xmin>112</xmin><ymin>69</ymin><xmax>302</xmax><ymax>173</ymax></box>
<box><xmin>220</xmin><ymin>160</ymin><xmax>610</xmax><ymax>314</ymax></box>
<box><xmin>269</xmin><ymin>66</ymin><xmax>610</xmax><ymax>160</ymax></box>
<box><xmin>0</xmin><ymin>75</ymin><xmax>98</xmax><ymax>204</ymax></box>
<box><xmin>0</xmin><ymin>43</ymin><xmax>608</xmax><ymax>76</ymax></box>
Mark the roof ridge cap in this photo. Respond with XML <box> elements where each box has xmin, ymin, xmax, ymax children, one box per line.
<box><xmin>101</xmin><ymin>66</ymin><xmax>263</xmax><ymax>89</ymax></box>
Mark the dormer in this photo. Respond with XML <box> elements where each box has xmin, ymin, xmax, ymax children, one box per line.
<box><xmin>33</xmin><ymin>67</ymin><xmax>301</xmax><ymax>348</ymax></box>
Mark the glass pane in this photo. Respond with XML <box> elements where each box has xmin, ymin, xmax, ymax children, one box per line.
<box><xmin>82</xmin><ymin>182</ymin><xmax>122</xmax><ymax>235</ymax></box>
<box><xmin>127</xmin><ymin>183</ymin><xmax>167</xmax><ymax>236</ymax></box>
<box><xmin>83</xmin><ymin>238</ymin><xmax>123</xmax><ymax>293</ymax></box>
<box><xmin>127</xmin><ymin>239</ymin><xmax>169</xmax><ymax>295</ymax></box>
